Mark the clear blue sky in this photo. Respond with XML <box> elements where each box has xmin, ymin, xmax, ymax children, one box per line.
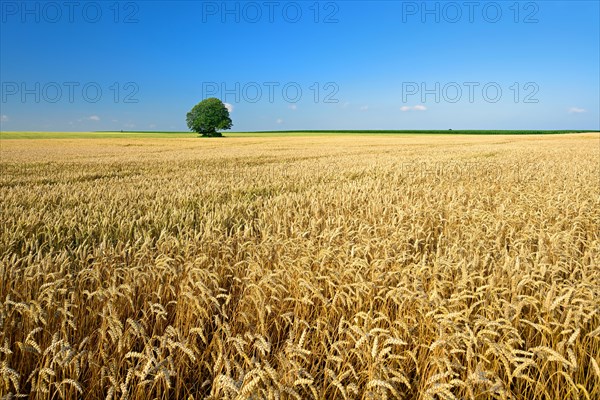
<box><xmin>1</xmin><ymin>0</ymin><xmax>598</xmax><ymax>131</ymax></box>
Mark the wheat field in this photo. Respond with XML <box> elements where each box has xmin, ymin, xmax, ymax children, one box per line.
<box><xmin>1</xmin><ymin>133</ymin><xmax>599</xmax><ymax>399</ymax></box>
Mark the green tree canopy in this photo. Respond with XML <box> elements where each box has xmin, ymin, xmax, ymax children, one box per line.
<box><xmin>186</xmin><ymin>98</ymin><xmax>232</xmax><ymax>137</ymax></box>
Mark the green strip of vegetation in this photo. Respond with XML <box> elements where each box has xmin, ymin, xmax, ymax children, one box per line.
<box><xmin>241</xmin><ymin>130</ymin><xmax>597</xmax><ymax>135</ymax></box>
<box><xmin>0</xmin><ymin>130</ymin><xmax>596</xmax><ymax>139</ymax></box>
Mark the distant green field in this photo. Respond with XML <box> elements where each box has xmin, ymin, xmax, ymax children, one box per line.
<box><xmin>0</xmin><ymin>131</ymin><xmax>194</xmax><ymax>139</ymax></box>
<box><xmin>233</xmin><ymin>130</ymin><xmax>598</xmax><ymax>137</ymax></box>
<box><xmin>0</xmin><ymin>130</ymin><xmax>596</xmax><ymax>139</ymax></box>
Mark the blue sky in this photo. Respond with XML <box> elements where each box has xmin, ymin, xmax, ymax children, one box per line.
<box><xmin>1</xmin><ymin>0</ymin><xmax>598</xmax><ymax>131</ymax></box>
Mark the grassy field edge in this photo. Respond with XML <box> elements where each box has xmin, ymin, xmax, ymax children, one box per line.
<box><xmin>1</xmin><ymin>130</ymin><xmax>599</xmax><ymax>139</ymax></box>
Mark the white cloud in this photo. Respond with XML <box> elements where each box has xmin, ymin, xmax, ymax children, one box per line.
<box><xmin>568</xmin><ymin>107</ymin><xmax>586</xmax><ymax>114</ymax></box>
<box><xmin>149</xmin><ymin>124</ymin><xmax>156</xmax><ymax>129</ymax></box>
<box><xmin>288</xmin><ymin>104</ymin><xmax>297</xmax><ymax>110</ymax></box>
<box><xmin>342</xmin><ymin>102</ymin><xmax>350</xmax><ymax>108</ymax></box>
<box><xmin>124</xmin><ymin>123</ymin><xmax>135</xmax><ymax>129</ymax></box>
<box><xmin>224</xmin><ymin>103</ymin><xmax>234</xmax><ymax>113</ymax></box>
<box><xmin>400</xmin><ymin>105</ymin><xmax>427</xmax><ymax>112</ymax></box>
<box><xmin>360</xmin><ymin>105</ymin><xmax>369</xmax><ymax>111</ymax></box>
<box><xmin>0</xmin><ymin>115</ymin><xmax>8</xmax><ymax>122</ymax></box>
<box><xmin>276</xmin><ymin>118</ymin><xmax>284</xmax><ymax>124</ymax></box>
<box><xmin>89</xmin><ymin>115</ymin><xmax>100</xmax><ymax>121</ymax></box>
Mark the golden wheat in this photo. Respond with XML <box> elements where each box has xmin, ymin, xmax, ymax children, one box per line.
<box><xmin>0</xmin><ymin>133</ymin><xmax>599</xmax><ymax>399</ymax></box>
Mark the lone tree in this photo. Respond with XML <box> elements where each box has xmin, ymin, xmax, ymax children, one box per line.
<box><xmin>186</xmin><ymin>98</ymin><xmax>232</xmax><ymax>137</ymax></box>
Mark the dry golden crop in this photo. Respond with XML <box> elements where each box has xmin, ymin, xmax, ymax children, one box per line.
<box><xmin>1</xmin><ymin>133</ymin><xmax>599</xmax><ymax>399</ymax></box>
